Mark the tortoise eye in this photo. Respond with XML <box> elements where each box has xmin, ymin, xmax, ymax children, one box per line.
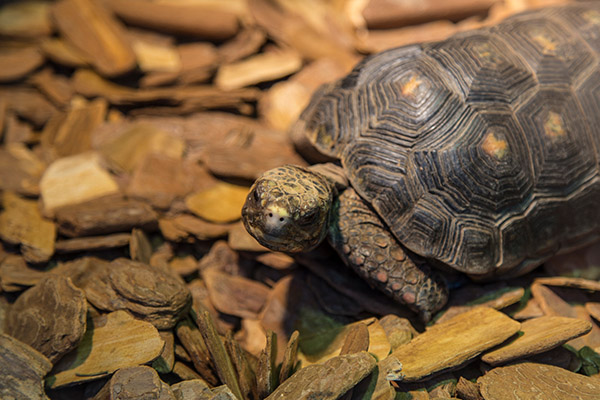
<box><xmin>253</xmin><ymin>188</ymin><xmax>261</xmax><ymax>202</ymax></box>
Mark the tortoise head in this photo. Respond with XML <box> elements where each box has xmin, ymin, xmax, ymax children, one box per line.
<box><xmin>242</xmin><ymin>165</ymin><xmax>334</xmax><ymax>253</ymax></box>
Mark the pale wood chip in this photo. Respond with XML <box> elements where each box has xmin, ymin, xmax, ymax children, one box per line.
<box><xmin>48</xmin><ymin>310</ymin><xmax>165</xmax><ymax>388</ymax></box>
<box><xmin>185</xmin><ymin>182</ymin><xmax>249</xmax><ymax>224</ymax></box>
<box><xmin>51</xmin><ymin>0</ymin><xmax>136</xmax><ymax>77</ymax></box>
<box><xmin>40</xmin><ymin>151</ymin><xmax>120</xmax><ymax>214</ymax></box>
<box><xmin>380</xmin><ymin>307</ymin><xmax>521</xmax><ymax>382</ymax></box>
<box><xmin>265</xmin><ymin>351</ymin><xmax>376</xmax><ymax>400</ymax></box>
<box><xmin>54</xmin><ymin>233</ymin><xmax>131</xmax><ymax>253</ymax></box>
<box><xmin>478</xmin><ymin>362</ymin><xmax>600</xmax><ymax>400</ymax></box>
<box><xmin>482</xmin><ymin>316</ymin><xmax>592</xmax><ymax>365</ymax></box>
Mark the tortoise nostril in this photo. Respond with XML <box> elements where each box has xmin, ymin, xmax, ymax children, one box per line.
<box><xmin>269</xmin><ymin>213</ymin><xmax>273</xmax><ymax>218</ymax></box>
<box><xmin>279</xmin><ymin>217</ymin><xmax>284</xmax><ymax>222</ymax></box>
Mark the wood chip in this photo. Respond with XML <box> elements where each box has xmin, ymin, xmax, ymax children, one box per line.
<box><xmin>153</xmin><ymin>330</ymin><xmax>176</xmax><ymax>374</ymax></box>
<box><xmin>0</xmin><ymin>333</ymin><xmax>52</xmax><ymax>400</ymax></box>
<box><xmin>6</xmin><ymin>275</ymin><xmax>87</xmax><ymax>362</ymax></box>
<box><xmin>171</xmin><ymin>379</ymin><xmax>212</xmax><ymax>400</ymax></box>
<box><xmin>224</xmin><ymin>331</ymin><xmax>259</xmax><ymax>400</ymax></box>
<box><xmin>482</xmin><ymin>316</ymin><xmax>592</xmax><ymax>365</ymax></box>
<box><xmin>586</xmin><ymin>302</ymin><xmax>600</xmax><ymax>322</ymax></box>
<box><xmin>175</xmin><ymin>318</ymin><xmax>219</xmax><ymax>386</ymax></box>
<box><xmin>215</xmin><ymin>48</ymin><xmax>303</xmax><ymax>90</ymax></box>
<box><xmin>55</xmin><ymin>232</ymin><xmax>131</xmax><ymax>253</ymax></box>
<box><xmin>167</xmin><ymin>214</ymin><xmax>232</xmax><ymax>241</ymax></box>
<box><xmin>51</xmin><ymin>0</ymin><xmax>136</xmax><ymax>76</ymax></box>
<box><xmin>105</xmin><ymin>0</ymin><xmax>239</xmax><ymax>40</ymax></box>
<box><xmin>47</xmin><ymin>310</ymin><xmax>164</xmax><ymax>388</ymax></box>
<box><xmin>456</xmin><ymin>376</ymin><xmax>483</xmax><ymax>400</ymax></box>
<box><xmin>279</xmin><ymin>330</ymin><xmax>300</xmax><ymax>385</ymax></box>
<box><xmin>361</xmin><ymin>0</ymin><xmax>497</xmax><ymax>28</ymax></box>
<box><xmin>0</xmin><ymin>191</ymin><xmax>56</xmax><ymax>263</ymax></box>
<box><xmin>28</xmin><ymin>68</ymin><xmax>75</xmax><ymax>107</ymax></box>
<box><xmin>40</xmin><ymin>37</ymin><xmax>89</xmax><ymax>67</ymax></box>
<box><xmin>0</xmin><ymin>46</ymin><xmax>45</xmax><ymax>82</ymax></box>
<box><xmin>55</xmin><ymin>196</ymin><xmax>157</xmax><ymax>237</ymax></box>
<box><xmin>228</xmin><ymin>221</ymin><xmax>269</xmax><ymax>251</ymax></box>
<box><xmin>172</xmin><ymin>362</ymin><xmax>204</xmax><ymax>382</ymax></box>
<box><xmin>100</xmin><ymin>122</ymin><xmax>185</xmax><ymax>173</ymax></box>
<box><xmin>40</xmin><ymin>97</ymin><xmax>106</xmax><ymax>158</ymax></box>
<box><xmin>257</xmin><ymin>330</ymin><xmax>279</xmax><ymax>399</ymax></box>
<box><xmin>0</xmin><ymin>254</ymin><xmax>47</xmax><ymax>291</ymax></box>
<box><xmin>265</xmin><ymin>351</ymin><xmax>376</xmax><ymax>400</ymax></box>
<box><xmin>0</xmin><ymin>143</ymin><xmax>45</xmax><ymax>196</ymax></box>
<box><xmin>219</xmin><ymin>27</ymin><xmax>267</xmax><ymax>64</ymax></box>
<box><xmin>40</xmin><ymin>151</ymin><xmax>120</xmax><ymax>214</ymax></box>
<box><xmin>0</xmin><ymin>87</ymin><xmax>57</xmax><ymax>127</ymax></box>
<box><xmin>83</xmin><ymin>258</ymin><xmax>191</xmax><ymax>329</ymax></box>
<box><xmin>196</xmin><ymin>310</ymin><xmax>244</xmax><ymax>400</ymax></box>
<box><xmin>535</xmin><ymin>276</ymin><xmax>600</xmax><ymax>291</ymax></box>
<box><xmin>0</xmin><ymin>1</ymin><xmax>52</xmax><ymax>38</ymax></box>
<box><xmin>340</xmin><ymin>323</ymin><xmax>369</xmax><ymax>355</ymax></box>
<box><xmin>381</xmin><ymin>307</ymin><xmax>521</xmax><ymax>382</ymax></box>
<box><xmin>379</xmin><ymin>314</ymin><xmax>417</xmax><ymax>351</ymax></box>
<box><xmin>185</xmin><ymin>182</ymin><xmax>249</xmax><ymax>223</ymax></box>
<box><xmin>108</xmin><ymin>366</ymin><xmax>175</xmax><ymax>399</ymax></box>
<box><xmin>203</xmin><ymin>268</ymin><xmax>270</xmax><ymax>319</ymax></box>
<box><xmin>73</xmin><ymin>69</ymin><xmax>260</xmax><ymax>109</ymax></box>
<box><xmin>478</xmin><ymin>362</ymin><xmax>600</xmax><ymax>400</ymax></box>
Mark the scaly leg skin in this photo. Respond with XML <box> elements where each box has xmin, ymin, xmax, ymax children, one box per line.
<box><xmin>328</xmin><ymin>188</ymin><xmax>448</xmax><ymax>322</ymax></box>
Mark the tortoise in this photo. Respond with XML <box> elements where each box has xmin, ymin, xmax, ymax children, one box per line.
<box><xmin>242</xmin><ymin>2</ymin><xmax>600</xmax><ymax>321</ymax></box>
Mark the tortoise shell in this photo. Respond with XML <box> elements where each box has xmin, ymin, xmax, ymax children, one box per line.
<box><xmin>294</xmin><ymin>2</ymin><xmax>600</xmax><ymax>276</ymax></box>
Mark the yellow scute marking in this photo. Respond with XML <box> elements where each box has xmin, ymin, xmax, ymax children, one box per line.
<box><xmin>544</xmin><ymin>111</ymin><xmax>566</xmax><ymax>139</ymax></box>
<box><xmin>482</xmin><ymin>132</ymin><xmax>509</xmax><ymax>160</ymax></box>
<box><xmin>401</xmin><ymin>74</ymin><xmax>422</xmax><ymax>97</ymax></box>
<box><xmin>532</xmin><ymin>34</ymin><xmax>557</xmax><ymax>53</ymax></box>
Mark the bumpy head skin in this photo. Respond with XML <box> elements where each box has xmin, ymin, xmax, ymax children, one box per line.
<box><xmin>242</xmin><ymin>165</ymin><xmax>334</xmax><ymax>253</ymax></box>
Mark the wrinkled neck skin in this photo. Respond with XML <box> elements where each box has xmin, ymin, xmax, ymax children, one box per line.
<box><xmin>241</xmin><ymin>165</ymin><xmax>336</xmax><ymax>253</ymax></box>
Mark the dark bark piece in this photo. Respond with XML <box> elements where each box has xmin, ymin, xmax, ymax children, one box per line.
<box><xmin>196</xmin><ymin>311</ymin><xmax>244</xmax><ymax>400</ymax></box>
<box><xmin>339</xmin><ymin>323</ymin><xmax>370</xmax><ymax>356</ymax></box>
<box><xmin>224</xmin><ymin>331</ymin><xmax>258</xmax><ymax>400</ymax></box>
<box><xmin>362</xmin><ymin>0</ymin><xmax>496</xmax><ymax>28</ymax></box>
<box><xmin>40</xmin><ymin>97</ymin><xmax>106</xmax><ymax>158</ymax></box>
<box><xmin>105</xmin><ymin>0</ymin><xmax>239</xmax><ymax>40</ymax></box>
<box><xmin>152</xmin><ymin>331</ymin><xmax>175</xmax><ymax>374</ymax></box>
<box><xmin>175</xmin><ymin>318</ymin><xmax>218</xmax><ymax>386</ymax></box>
<box><xmin>28</xmin><ymin>68</ymin><xmax>74</xmax><ymax>107</ymax></box>
<box><xmin>202</xmin><ymin>268</ymin><xmax>270</xmax><ymax>319</ymax></box>
<box><xmin>257</xmin><ymin>330</ymin><xmax>278</xmax><ymax>399</ymax></box>
<box><xmin>0</xmin><ymin>254</ymin><xmax>47</xmax><ymax>291</ymax></box>
<box><xmin>109</xmin><ymin>366</ymin><xmax>176</xmax><ymax>400</ymax></box>
<box><xmin>171</xmin><ymin>379</ymin><xmax>212</xmax><ymax>400</ymax></box>
<box><xmin>456</xmin><ymin>377</ymin><xmax>483</xmax><ymax>400</ymax></box>
<box><xmin>172</xmin><ymin>362</ymin><xmax>204</xmax><ymax>382</ymax></box>
<box><xmin>478</xmin><ymin>362</ymin><xmax>600</xmax><ymax>400</ymax></box>
<box><xmin>51</xmin><ymin>0</ymin><xmax>136</xmax><ymax>77</ymax></box>
<box><xmin>73</xmin><ymin>68</ymin><xmax>259</xmax><ymax>108</ymax></box>
<box><xmin>0</xmin><ymin>86</ymin><xmax>57</xmax><ymax>127</ymax></box>
<box><xmin>279</xmin><ymin>330</ymin><xmax>300</xmax><ymax>385</ymax></box>
<box><xmin>0</xmin><ymin>46</ymin><xmax>45</xmax><ymax>82</ymax></box>
<box><xmin>379</xmin><ymin>314</ymin><xmax>417</xmax><ymax>351</ymax></box>
<box><xmin>0</xmin><ymin>333</ymin><xmax>52</xmax><ymax>400</ymax></box>
<box><xmin>265</xmin><ymin>352</ymin><xmax>377</xmax><ymax>400</ymax></box>
<box><xmin>55</xmin><ymin>233</ymin><xmax>131</xmax><ymax>253</ymax></box>
<box><xmin>83</xmin><ymin>258</ymin><xmax>191</xmax><ymax>329</ymax></box>
<box><xmin>6</xmin><ymin>275</ymin><xmax>87</xmax><ymax>363</ymax></box>
<box><xmin>0</xmin><ymin>191</ymin><xmax>56</xmax><ymax>263</ymax></box>
<box><xmin>130</xmin><ymin>228</ymin><xmax>152</xmax><ymax>265</ymax></box>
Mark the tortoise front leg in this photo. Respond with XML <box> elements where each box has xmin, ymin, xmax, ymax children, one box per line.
<box><xmin>328</xmin><ymin>188</ymin><xmax>448</xmax><ymax>322</ymax></box>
